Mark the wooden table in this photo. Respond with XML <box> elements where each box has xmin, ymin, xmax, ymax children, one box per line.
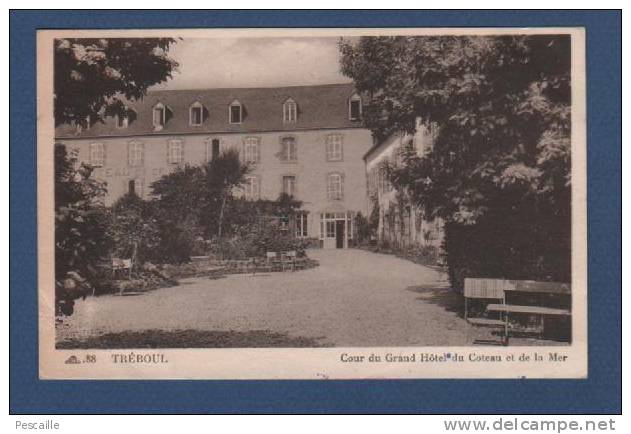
<box><xmin>487</xmin><ymin>304</ymin><xmax>571</xmax><ymax>316</ymax></box>
<box><xmin>486</xmin><ymin>303</ymin><xmax>571</xmax><ymax>345</ymax></box>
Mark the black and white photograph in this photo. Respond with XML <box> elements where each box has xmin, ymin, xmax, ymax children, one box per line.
<box><xmin>37</xmin><ymin>28</ymin><xmax>587</xmax><ymax>379</ymax></box>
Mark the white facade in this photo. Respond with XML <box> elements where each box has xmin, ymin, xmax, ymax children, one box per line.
<box><xmin>364</xmin><ymin>120</ymin><xmax>443</xmax><ymax>249</ymax></box>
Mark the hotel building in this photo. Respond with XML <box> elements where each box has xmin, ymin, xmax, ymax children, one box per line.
<box><xmin>55</xmin><ymin>83</ymin><xmax>373</xmax><ymax>249</ymax></box>
<box><xmin>364</xmin><ymin>119</ymin><xmax>443</xmax><ymax>249</ymax></box>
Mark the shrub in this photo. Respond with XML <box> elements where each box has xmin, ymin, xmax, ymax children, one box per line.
<box><xmin>107</xmin><ymin>193</ymin><xmax>160</xmax><ymax>263</ymax></box>
<box><xmin>401</xmin><ymin>244</ymin><xmax>440</xmax><ymax>267</ymax></box>
<box><xmin>54</xmin><ymin>143</ymin><xmax>110</xmax><ymax>314</ymax></box>
<box><xmin>206</xmin><ymin>223</ymin><xmax>314</xmax><ymax>260</ymax></box>
<box><xmin>444</xmin><ymin>205</ymin><xmax>571</xmax><ymax>292</ymax></box>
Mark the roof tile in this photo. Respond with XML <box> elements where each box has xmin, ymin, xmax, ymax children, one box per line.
<box><xmin>55</xmin><ymin>83</ymin><xmax>364</xmax><ymax>139</ymax></box>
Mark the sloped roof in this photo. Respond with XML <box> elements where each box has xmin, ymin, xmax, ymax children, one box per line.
<box><xmin>55</xmin><ymin>83</ymin><xmax>365</xmax><ymax>139</ymax></box>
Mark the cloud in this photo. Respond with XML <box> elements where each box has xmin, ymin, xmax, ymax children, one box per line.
<box><xmin>153</xmin><ymin>37</ymin><xmax>351</xmax><ymax>90</ymax></box>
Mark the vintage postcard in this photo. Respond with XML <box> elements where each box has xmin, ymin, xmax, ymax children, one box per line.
<box><xmin>37</xmin><ymin>27</ymin><xmax>587</xmax><ymax>379</ymax></box>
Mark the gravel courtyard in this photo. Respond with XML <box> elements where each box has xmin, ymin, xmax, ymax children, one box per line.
<box><xmin>57</xmin><ymin>249</ymin><xmax>501</xmax><ymax>347</ymax></box>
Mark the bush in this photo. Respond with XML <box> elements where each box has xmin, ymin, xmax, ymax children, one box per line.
<box><xmin>208</xmin><ymin>224</ymin><xmax>314</xmax><ymax>260</ymax></box>
<box><xmin>400</xmin><ymin>244</ymin><xmax>440</xmax><ymax>267</ymax></box>
<box><xmin>107</xmin><ymin>193</ymin><xmax>160</xmax><ymax>263</ymax></box>
<box><xmin>54</xmin><ymin>144</ymin><xmax>110</xmax><ymax>314</ymax></box>
<box><xmin>444</xmin><ymin>205</ymin><xmax>571</xmax><ymax>292</ymax></box>
<box><xmin>153</xmin><ymin>214</ymin><xmax>202</xmax><ymax>264</ymax></box>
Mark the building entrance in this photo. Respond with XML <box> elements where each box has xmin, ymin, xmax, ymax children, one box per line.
<box><xmin>335</xmin><ymin>220</ymin><xmax>345</xmax><ymax>249</ymax></box>
<box><xmin>319</xmin><ymin>212</ymin><xmax>354</xmax><ymax>249</ymax></box>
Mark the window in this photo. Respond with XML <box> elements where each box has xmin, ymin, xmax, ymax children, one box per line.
<box><xmin>279</xmin><ymin>215</ymin><xmax>290</xmax><ymax>231</ymax></box>
<box><xmin>167</xmin><ymin>138</ymin><xmax>184</xmax><ymax>164</ymax></box>
<box><xmin>128</xmin><ymin>179</ymin><xmax>144</xmax><ymax>198</ymax></box>
<box><xmin>349</xmin><ymin>93</ymin><xmax>362</xmax><ymax>121</ymax></box>
<box><xmin>89</xmin><ymin>142</ymin><xmax>105</xmax><ymax>167</ymax></box>
<box><xmin>325</xmin><ymin>134</ymin><xmax>343</xmax><ymax>161</ymax></box>
<box><xmin>296</xmin><ymin>212</ymin><xmax>308</xmax><ymax>238</ymax></box>
<box><xmin>229</xmin><ymin>100</ymin><xmax>242</xmax><ymax>124</ymax></box>
<box><xmin>128</xmin><ymin>140</ymin><xmax>144</xmax><ymax>167</ymax></box>
<box><xmin>116</xmin><ymin>108</ymin><xmax>134</xmax><ymax>129</ymax></box>
<box><xmin>327</xmin><ymin>173</ymin><xmax>344</xmax><ymax>200</ymax></box>
<box><xmin>280</xmin><ymin>136</ymin><xmax>297</xmax><ymax>162</ymax></box>
<box><xmin>347</xmin><ymin>213</ymin><xmax>354</xmax><ymax>240</ymax></box>
<box><xmin>326</xmin><ymin>220</ymin><xmax>335</xmax><ymax>238</ymax></box>
<box><xmin>153</xmin><ymin>103</ymin><xmax>165</xmax><ymax>129</ymax></box>
<box><xmin>206</xmin><ymin>138</ymin><xmax>221</xmax><ymax>162</ymax></box>
<box><xmin>378</xmin><ymin>165</ymin><xmax>390</xmax><ymax>193</ymax></box>
<box><xmin>74</xmin><ymin>116</ymin><xmax>91</xmax><ymax>132</ymax></box>
<box><xmin>243</xmin><ymin>137</ymin><xmax>260</xmax><ymax>164</ymax></box>
<box><xmin>243</xmin><ymin>175</ymin><xmax>260</xmax><ymax>201</ymax></box>
<box><xmin>282</xmin><ymin>175</ymin><xmax>296</xmax><ymax>197</ymax></box>
<box><xmin>283</xmin><ymin>98</ymin><xmax>297</xmax><ymax>123</ymax></box>
<box><xmin>116</xmin><ymin>114</ymin><xmax>128</xmax><ymax>129</ymax></box>
<box><xmin>190</xmin><ymin>102</ymin><xmax>204</xmax><ymax>126</ymax></box>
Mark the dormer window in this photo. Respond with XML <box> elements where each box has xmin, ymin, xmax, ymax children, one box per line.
<box><xmin>116</xmin><ymin>114</ymin><xmax>128</xmax><ymax>128</ymax></box>
<box><xmin>190</xmin><ymin>101</ymin><xmax>204</xmax><ymax>126</ymax></box>
<box><xmin>229</xmin><ymin>100</ymin><xmax>242</xmax><ymax>124</ymax></box>
<box><xmin>283</xmin><ymin>98</ymin><xmax>297</xmax><ymax>123</ymax></box>
<box><xmin>153</xmin><ymin>103</ymin><xmax>166</xmax><ymax>130</ymax></box>
<box><xmin>114</xmin><ymin>108</ymin><xmax>135</xmax><ymax>129</ymax></box>
<box><xmin>349</xmin><ymin>93</ymin><xmax>362</xmax><ymax>121</ymax></box>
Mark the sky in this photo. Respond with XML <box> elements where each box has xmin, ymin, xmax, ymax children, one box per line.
<box><xmin>152</xmin><ymin>37</ymin><xmax>352</xmax><ymax>90</ymax></box>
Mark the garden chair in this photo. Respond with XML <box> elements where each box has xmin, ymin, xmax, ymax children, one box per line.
<box><xmin>264</xmin><ymin>251</ymin><xmax>281</xmax><ymax>272</ymax></box>
<box><xmin>294</xmin><ymin>253</ymin><xmax>308</xmax><ymax>270</ymax></box>
<box><xmin>281</xmin><ymin>251</ymin><xmax>297</xmax><ymax>272</ymax></box>
<box><xmin>247</xmin><ymin>257</ymin><xmax>258</xmax><ymax>275</ymax></box>
<box><xmin>112</xmin><ymin>257</ymin><xmax>132</xmax><ymax>280</ymax></box>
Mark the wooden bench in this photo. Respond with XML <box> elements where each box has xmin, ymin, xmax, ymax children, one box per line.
<box><xmin>464</xmin><ymin>278</ymin><xmax>506</xmax><ymax>322</ymax></box>
<box><xmin>464</xmin><ymin>278</ymin><xmax>571</xmax><ymax>345</ymax></box>
<box><xmin>487</xmin><ymin>304</ymin><xmax>571</xmax><ymax>316</ymax></box>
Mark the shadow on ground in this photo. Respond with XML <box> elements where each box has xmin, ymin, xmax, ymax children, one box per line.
<box><xmin>57</xmin><ymin>329</ymin><xmax>329</xmax><ymax>349</ymax></box>
<box><xmin>405</xmin><ymin>284</ymin><xmax>464</xmax><ymax>318</ymax></box>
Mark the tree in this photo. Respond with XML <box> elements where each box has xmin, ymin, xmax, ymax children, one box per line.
<box><xmin>106</xmin><ymin>193</ymin><xmax>160</xmax><ymax>265</ymax></box>
<box><xmin>54</xmin><ymin>38</ymin><xmax>178</xmax><ymax>127</ymax></box>
<box><xmin>340</xmin><ymin>35</ymin><xmax>571</xmax><ymax>288</ymax></box>
<box><xmin>203</xmin><ymin>149</ymin><xmax>250</xmax><ymax>242</ymax></box>
<box><xmin>54</xmin><ymin>38</ymin><xmax>178</xmax><ymax>314</ymax></box>
<box><xmin>149</xmin><ymin>164</ymin><xmax>207</xmax><ymax>263</ymax></box>
<box><xmin>148</xmin><ymin>150</ymin><xmax>249</xmax><ymax>260</ymax></box>
<box><xmin>55</xmin><ymin>143</ymin><xmax>110</xmax><ymax>313</ymax></box>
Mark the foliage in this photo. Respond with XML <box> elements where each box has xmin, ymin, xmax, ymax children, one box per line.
<box><xmin>368</xmin><ymin>196</ymin><xmax>380</xmax><ymax>232</ymax></box>
<box><xmin>214</xmin><ymin>224</ymin><xmax>313</xmax><ymax>260</ymax></box>
<box><xmin>54</xmin><ymin>38</ymin><xmax>178</xmax><ymax>314</ymax></box>
<box><xmin>148</xmin><ymin>164</ymin><xmax>206</xmax><ymax>263</ymax></box>
<box><xmin>148</xmin><ymin>154</ymin><xmax>311</xmax><ymax>262</ymax></box>
<box><xmin>54</xmin><ymin>38</ymin><xmax>178</xmax><ymax>127</ymax></box>
<box><xmin>204</xmin><ymin>148</ymin><xmax>250</xmax><ymax>240</ymax></box>
<box><xmin>340</xmin><ymin>35</ymin><xmax>571</xmax><ymax>289</ymax></box>
<box><xmin>55</xmin><ymin>143</ymin><xmax>109</xmax><ymax>278</ymax></box>
<box><xmin>106</xmin><ymin>193</ymin><xmax>161</xmax><ymax>263</ymax></box>
<box><xmin>149</xmin><ymin>164</ymin><xmax>206</xmax><ymax>219</ymax></box>
<box><xmin>55</xmin><ymin>143</ymin><xmax>110</xmax><ymax>310</ymax></box>
<box><xmin>148</xmin><ymin>151</ymin><xmax>250</xmax><ymax>260</ymax></box>
<box><xmin>354</xmin><ymin>212</ymin><xmax>374</xmax><ymax>244</ymax></box>
<box><xmin>203</xmin><ymin>195</ymin><xmax>309</xmax><ymax>259</ymax></box>
<box><xmin>398</xmin><ymin>244</ymin><xmax>440</xmax><ymax>268</ymax></box>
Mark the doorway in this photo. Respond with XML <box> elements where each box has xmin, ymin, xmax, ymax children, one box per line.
<box><xmin>335</xmin><ymin>220</ymin><xmax>345</xmax><ymax>249</ymax></box>
<box><xmin>320</xmin><ymin>212</ymin><xmax>353</xmax><ymax>249</ymax></box>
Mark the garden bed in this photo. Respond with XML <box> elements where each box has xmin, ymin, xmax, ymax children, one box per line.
<box><xmin>355</xmin><ymin>243</ymin><xmax>444</xmax><ymax>270</ymax></box>
<box><xmin>89</xmin><ymin>253</ymin><xmax>319</xmax><ymax>297</ymax></box>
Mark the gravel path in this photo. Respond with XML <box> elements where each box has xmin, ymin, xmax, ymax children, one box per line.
<box><xmin>57</xmin><ymin>249</ymin><xmax>548</xmax><ymax>347</ymax></box>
